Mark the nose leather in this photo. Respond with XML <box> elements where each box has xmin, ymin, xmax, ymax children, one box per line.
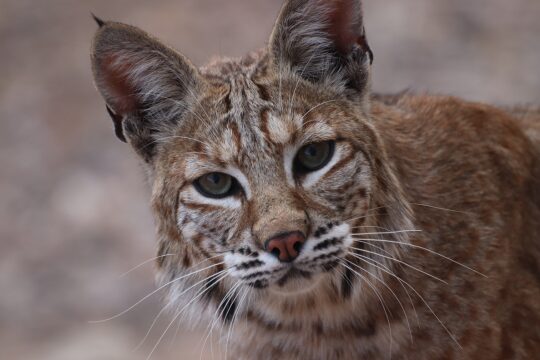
<box><xmin>264</xmin><ymin>231</ymin><xmax>306</xmax><ymax>262</ymax></box>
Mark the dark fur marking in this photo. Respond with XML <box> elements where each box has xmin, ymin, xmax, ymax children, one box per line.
<box><xmin>322</xmin><ymin>260</ymin><xmax>340</xmax><ymax>271</ymax></box>
<box><xmin>255</xmin><ymin>82</ymin><xmax>271</xmax><ymax>102</ymax></box>
<box><xmin>241</xmin><ymin>270</ymin><xmax>271</xmax><ymax>281</ymax></box>
<box><xmin>249</xmin><ymin>279</ymin><xmax>269</xmax><ymax>289</ymax></box>
<box><xmin>313</xmin><ymin>237</ymin><xmax>343</xmax><ymax>251</ymax></box>
<box><xmin>341</xmin><ymin>266</ymin><xmax>355</xmax><ymax>299</ymax></box>
<box><xmin>236</xmin><ymin>259</ymin><xmax>264</xmax><ymax>270</ymax></box>
<box><xmin>105</xmin><ymin>105</ymin><xmax>127</xmax><ymax>142</ymax></box>
<box><xmin>202</xmin><ymin>273</ymin><xmax>221</xmax><ymax>303</ymax></box>
<box><xmin>219</xmin><ymin>294</ymin><xmax>238</xmax><ymax>323</ymax></box>
<box><xmin>91</xmin><ymin>13</ymin><xmax>105</xmax><ymax>28</ymax></box>
<box><xmin>314</xmin><ymin>226</ymin><xmax>329</xmax><ymax>238</ymax></box>
<box><xmin>182</xmin><ymin>252</ymin><xmax>191</xmax><ymax>268</ymax></box>
<box><xmin>311</xmin><ymin>249</ymin><xmax>342</xmax><ymax>262</ymax></box>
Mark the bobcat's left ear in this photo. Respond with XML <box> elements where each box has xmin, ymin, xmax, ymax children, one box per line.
<box><xmin>270</xmin><ymin>0</ymin><xmax>372</xmax><ymax>99</ymax></box>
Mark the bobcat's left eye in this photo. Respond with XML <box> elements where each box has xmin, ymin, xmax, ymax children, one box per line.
<box><xmin>194</xmin><ymin>172</ymin><xmax>239</xmax><ymax>198</ymax></box>
<box><xmin>294</xmin><ymin>141</ymin><xmax>335</xmax><ymax>174</ymax></box>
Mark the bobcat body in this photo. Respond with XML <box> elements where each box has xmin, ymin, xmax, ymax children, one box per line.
<box><xmin>90</xmin><ymin>1</ymin><xmax>540</xmax><ymax>359</ymax></box>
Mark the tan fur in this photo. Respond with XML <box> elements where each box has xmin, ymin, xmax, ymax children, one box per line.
<box><xmin>91</xmin><ymin>1</ymin><xmax>539</xmax><ymax>359</ymax></box>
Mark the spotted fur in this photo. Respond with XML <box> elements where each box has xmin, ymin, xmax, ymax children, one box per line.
<box><xmin>91</xmin><ymin>1</ymin><xmax>540</xmax><ymax>359</ymax></box>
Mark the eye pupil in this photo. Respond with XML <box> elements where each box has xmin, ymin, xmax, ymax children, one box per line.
<box><xmin>208</xmin><ymin>173</ymin><xmax>221</xmax><ymax>185</ymax></box>
<box><xmin>304</xmin><ymin>145</ymin><xmax>318</xmax><ymax>157</ymax></box>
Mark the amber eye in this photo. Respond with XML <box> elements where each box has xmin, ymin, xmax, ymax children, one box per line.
<box><xmin>194</xmin><ymin>172</ymin><xmax>238</xmax><ymax>198</ymax></box>
<box><xmin>294</xmin><ymin>141</ymin><xmax>335</xmax><ymax>173</ymax></box>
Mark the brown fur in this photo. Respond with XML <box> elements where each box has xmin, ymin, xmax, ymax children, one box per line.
<box><xmin>90</xmin><ymin>1</ymin><xmax>539</xmax><ymax>359</ymax></box>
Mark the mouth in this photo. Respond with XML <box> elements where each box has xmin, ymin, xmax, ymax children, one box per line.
<box><xmin>276</xmin><ymin>266</ymin><xmax>312</xmax><ymax>287</ymax></box>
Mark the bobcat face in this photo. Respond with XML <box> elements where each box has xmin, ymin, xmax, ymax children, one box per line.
<box><xmin>91</xmin><ymin>0</ymin><xmax>413</xmax><ymax>332</ymax></box>
<box><xmin>166</xmin><ymin>75</ymin><xmax>374</xmax><ymax>292</ymax></box>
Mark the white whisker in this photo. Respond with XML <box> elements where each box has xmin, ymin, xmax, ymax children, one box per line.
<box><xmin>119</xmin><ymin>254</ymin><xmax>176</xmax><ymax>278</ymax></box>
<box><xmin>351</xmin><ymin>229</ymin><xmax>422</xmax><ymax>236</ymax></box>
<box><xmin>341</xmin><ymin>260</ymin><xmax>394</xmax><ymax>359</ymax></box>
<box><xmin>346</xmin><ymin>253</ymin><xmax>413</xmax><ymax>343</ymax></box>
<box><xmin>350</xmin><ymin>246</ymin><xmax>447</xmax><ymax>284</ymax></box>
<box><xmin>410</xmin><ymin>202</ymin><xmax>469</xmax><ymax>215</ymax></box>
<box><xmin>350</xmin><ymin>253</ymin><xmax>462</xmax><ymax>349</ymax></box>
<box><xmin>145</xmin><ymin>270</ymin><xmax>231</xmax><ymax>360</ymax></box>
<box><xmin>89</xmin><ymin>261</ymin><xmax>225</xmax><ymax>323</ymax></box>
<box><xmin>350</xmin><ymin>237</ymin><xmax>487</xmax><ymax>277</ymax></box>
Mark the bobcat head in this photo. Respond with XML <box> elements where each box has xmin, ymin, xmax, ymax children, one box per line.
<box><xmin>91</xmin><ymin>0</ymin><xmax>414</xmax><ymax>338</ymax></box>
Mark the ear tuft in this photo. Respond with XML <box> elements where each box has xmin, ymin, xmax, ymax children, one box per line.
<box><xmin>91</xmin><ymin>13</ymin><xmax>105</xmax><ymax>28</ymax></box>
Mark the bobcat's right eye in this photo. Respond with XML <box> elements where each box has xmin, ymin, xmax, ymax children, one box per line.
<box><xmin>194</xmin><ymin>172</ymin><xmax>239</xmax><ymax>199</ymax></box>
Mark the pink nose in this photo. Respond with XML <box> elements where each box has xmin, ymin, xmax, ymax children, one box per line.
<box><xmin>264</xmin><ymin>231</ymin><xmax>306</xmax><ymax>262</ymax></box>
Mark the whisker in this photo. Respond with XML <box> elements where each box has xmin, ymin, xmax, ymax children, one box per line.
<box><xmin>145</xmin><ymin>270</ymin><xmax>231</xmax><ymax>360</ymax></box>
<box><xmin>351</xmin><ymin>225</ymin><xmax>392</xmax><ymax>232</ymax></box>
<box><xmin>119</xmin><ymin>254</ymin><xmax>176</xmax><ymax>278</ymax></box>
<box><xmin>89</xmin><ymin>261</ymin><xmax>225</xmax><ymax>323</ymax></box>
<box><xmin>351</xmin><ymin>246</ymin><xmax>420</xmax><ymax>324</ymax></box>
<box><xmin>342</xmin><ymin>207</ymin><xmax>387</xmax><ymax>223</ymax></box>
<box><xmin>350</xmin><ymin>237</ymin><xmax>487</xmax><ymax>277</ymax></box>
<box><xmin>350</xmin><ymin>246</ymin><xmax>447</xmax><ymax>284</ymax></box>
<box><xmin>133</xmin><ymin>303</ymin><xmax>169</xmax><ymax>351</ymax></box>
<box><xmin>410</xmin><ymin>202</ymin><xmax>469</xmax><ymax>215</ymax></box>
<box><xmin>346</xmin><ymin>252</ymin><xmax>413</xmax><ymax>343</ymax></box>
<box><xmin>351</xmin><ymin>229</ymin><xmax>422</xmax><ymax>236</ymax></box>
<box><xmin>213</xmin><ymin>281</ymin><xmax>244</xmax><ymax>359</ymax></box>
<box><xmin>342</xmin><ymin>260</ymin><xmax>393</xmax><ymax>359</ymax></box>
<box><xmin>299</xmin><ymin>99</ymin><xmax>339</xmax><ymax>126</ymax></box>
<box><xmin>201</xmin><ymin>281</ymin><xmax>242</xmax><ymax>359</ymax></box>
<box><xmin>141</xmin><ymin>267</ymin><xmax>231</xmax><ymax>352</ymax></box>
<box><xmin>224</xmin><ymin>286</ymin><xmax>249</xmax><ymax>360</ymax></box>
<box><xmin>349</xmin><ymin>252</ymin><xmax>462</xmax><ymax>349</ymax></box>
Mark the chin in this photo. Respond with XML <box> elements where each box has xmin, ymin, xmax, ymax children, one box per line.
<box><xmin>267</xmin><ymin>269</ymin><xmax>331</xmax><ymax>296</ymax></box>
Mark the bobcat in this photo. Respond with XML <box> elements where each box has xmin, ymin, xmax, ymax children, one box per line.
<box><xmin>90</xmin><ymin>0</ymin><xmax>540</xmax><ymax>359</ymax></box>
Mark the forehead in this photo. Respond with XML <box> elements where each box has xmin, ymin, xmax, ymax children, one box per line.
<box><xmin>184</xmin><ymin>59</ymin><xmax>338</xmax><ymax>170</ymax></box>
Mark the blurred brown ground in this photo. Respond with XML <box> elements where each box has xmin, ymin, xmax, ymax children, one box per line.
<box><xmin>0</xmin><ymin>0</ymin><xmax>538</xmax><ymax>359</ymax></box>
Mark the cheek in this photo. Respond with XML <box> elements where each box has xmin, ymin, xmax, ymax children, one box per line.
<box><xmin>309</xmin><ymin>154</ymin><xmax>371</xmax><ymax>216</ymax></box>
<box><xmin>178</xmin><ymin>203</ymin><xmax>241</xmax><ymax>249</ymax></box>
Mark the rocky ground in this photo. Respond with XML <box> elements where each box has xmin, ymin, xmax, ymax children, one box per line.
<box><xmin>1</xmin><ymin>0</ymin><xmax>538</xmax><ymax>359</ymax></box>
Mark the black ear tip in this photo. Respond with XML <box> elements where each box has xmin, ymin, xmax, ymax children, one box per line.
<box><xmin>91</xmin><ymin>12</ymin><xmax>105</xmax><ymax>28</ymax></box>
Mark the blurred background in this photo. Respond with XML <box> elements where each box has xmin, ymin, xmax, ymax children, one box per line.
<box><xmin>1</xmin><ymin>0</ymin><xmax>539</xmax><ymax>359</ymax></box>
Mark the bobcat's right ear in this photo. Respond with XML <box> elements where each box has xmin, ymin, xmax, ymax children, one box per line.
<box><xmin>91</xmin><ymin>21</ymin><xmax>202</xmax><ymax>161</ymax></box>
